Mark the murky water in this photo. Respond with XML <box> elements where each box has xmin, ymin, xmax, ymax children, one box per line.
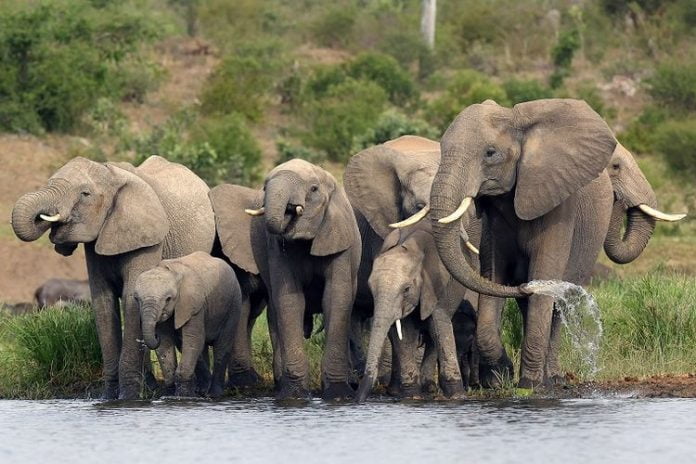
<box><xmin>526</xmin><ymin>280</ymin><xmax>604</xmax><ymax>377</ymax></box>
<box><xmin>1</xmin><ymin>397</ymin><xmax>695</xmax><ymax>463</ymax></box>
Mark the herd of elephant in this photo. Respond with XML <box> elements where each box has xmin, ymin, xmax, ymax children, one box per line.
<box><xmin>10</xmin><ymin>98</ymin><xmax>685</xmax><ymax>401</ymax></box>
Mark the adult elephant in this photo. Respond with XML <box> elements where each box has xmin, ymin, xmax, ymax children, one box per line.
<box><xmin>343</xmin><ymin>136</ymin><xmax>480</xmax><ymax>382</ymax></box>
<box><xmin>604</xmin><ymin>142</ymin><xmax>685</xmax><ymax>264</ymax></box>
<box><xmin>397</xmin><ymin>99</ymin><xmax>619</xmax><ymax>389</ymax></box>
<box><xmin>35</xmin><ymin>278</ymin><xmax>91</xmax><ymax>308</ymax></box>
<box><xmin>11</xmin><ymin>156</ymin><xmax>215</xmax><ymax>399</ymax></box>
<box><xmin>211</xmin><ymin>159</ymin><xmax>361</xmax><ymax>400</ymax></box>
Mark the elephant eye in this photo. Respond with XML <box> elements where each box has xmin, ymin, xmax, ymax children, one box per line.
<box><xmin>612</xmin><ymin>163</ymin><xmax>620</xmax><ymax>170</ymax></box>
<box><xmin>485</xmin><ymin>147</ymin><xmax>497</xmax><ymax>158</ymax></box>
<box><xmin>310</xmin><ymin>185</ymin><xmax>319</xmax><ymax>193</ymax></box>
<box><xmin>403</xmin><ymin>285</ymin><xmax>411</xmax><ymax>294</ymax></box>
<box><xmin>165</xmin><ymin>296</ymin><xmax>172</xmax><ymax>303</ymax></box>
<box><xmin>81</xmin><ymin>191</ymin><xmax>91</xmax><ymax>197</ymax></box>
<box><xmin>416</xmin><ymin>202</ymin><xmax>426</xmax><ymax>210</ymax></box>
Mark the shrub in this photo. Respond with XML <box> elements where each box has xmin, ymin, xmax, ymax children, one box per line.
<box><xmin>426</xmin><ymin>70</ymin><xmax>509</xmax><ymax>131</ymax></box>
<box><xmin>276</xmin><ymin>140</ymin><xmax>326</xmax><ymax>165</ymax></box>
<box><xmin>0</xmin><ymin>305</ymin><xmax>102</xmax><ymax>397</ymax></box>
<box><xmin>378</xmin><ymin>29</ymin><xmax>428</xmax><ymax>70</ymax></box>
<box><xmin>345</xmin><ymin>52</ymin><xmax>418</xmax><ymax>106</ymax></box>
<box><xmin>647</xmin><ymin>61</ymin><xmax>696</xmax><ymax>112</ymax></box>
<box><xmin>620</xmin><ymin>105</ymin><xmax>670</xmax><ymax>153</ymax></box>
<box><xmin>503</xmin><ymin>79</ymin><xmax>552</xmax><ymax>105</ymax></box>
<box><xmin>550</xmin><ymin>25</ymin><xmax>581</xmax><ymax>89</ymax></box>
<box><xmin>653</xmin><ymin>118</ymin><xmax>696</xmax><ymax>178</ymax></box>
<box><xmin>310</xmin><ymin>5</ymin><xmax>357</xmax><ymax>48</ymax></box>
<box><xmin>130</xmin><ymin>110</ymin><xmax>262</xmax><ymax>186</ymax></box>
<box><xmin>352</xmin><ymin>109</ymin><xmax>440</xmax><ymax>151</ymax></box>
<box><xmin>302</xmin><ymin>78</ymin><xmax>387</xmax><ymax>162</ymax></box>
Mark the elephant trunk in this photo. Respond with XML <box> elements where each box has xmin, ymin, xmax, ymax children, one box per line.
<box><xmin>604</xmin><ymin>203</ymin><xmax>656</xmax><ymax>264</ymax></box>
<box><xmin>264</xmin><ymin>177</ymin><xmax>295</xmax><ymax>235</ymax></box>
<box><xmin>141</xmin><ymin>304</ymin><xmax>160</xmax><ymax>350</ymax></box>
<box><xmin>430</xmin><ymin>155</ymin><xmax>526</xmax><ymax>298</ymax></box>
<box><xmin>11</xmin><ymin>185</ymin><xmax>64</xmax><ymax>242</ymax></box>
<box><xmin>357</xmin><ymin>311</ymin><xmax>393</xmax><ymax>403</ymax></box>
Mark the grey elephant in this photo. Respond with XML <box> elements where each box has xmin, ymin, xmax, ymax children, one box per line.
<box><xmin>604</xmin><ymin>142</ymin><xmax>685</xmax><ymax>264</ymax></box>
<box><xmin>343</xmin><ymin>136</ymin><xmax>480</xmax><ymax>386</ymax></box>
<box><xmin>356</xmin><ymin>222</ymin><xmax>478</xmax><ymax>402</ymax></box>
<box><xmin>11</xmin><ymin>156</ymin><xmax>215</xmax><ymax>399</ymax></box>
<box><xmin>135</xmin><ymin>252</ymin><xmax>241</xmax><ymax>398</ymax></box>
<box><xmin>35</xmin><ymin>278</ymin><xmax>90</xmax><ymax>308</ymax></box>
<box><xmin>210</xmin><ymin>159</ymin><xmax>361</xmax><ymax>400</ymax></box>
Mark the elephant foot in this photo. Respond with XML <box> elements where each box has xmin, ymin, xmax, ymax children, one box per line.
<box><xmin>227</xmin><ymin>369</ymin><xmax>261</xmax><ymax>389</ymax></box>
<box><xmin>440</xmin><ymin>379</ymin><xmax>466</xmax><ymax>399</ymax></box>
<box><xmin>545</xmin><ymin>374</ymin><xmax>567</xmax><ymax>387</ymax></box>
<box><xmin>421</xmin><ymin>379</ymin><xmax>438</xmax><ymax>395</ymax></box>
<box><xmin>400</xmin><ymin>383</ymin><xmax>422</xmax><ymax>400</ymax></box>
<box><xmin>118</xmin><ymin>383</ymin><xmax>141</xmax><ymax>400</ymax></box>
<box><xmin>208</xmin><ymin>381</ymin><xmax>225</xmax><ymax>399</ymax></box>
<box><xmin>102</xmin><ymin>382</ymin><xmax>119</xmax><ymax>400</ymax></box>
<box><xmin>387</xmin><ymin>379</ymin><xmax>401</xmax><ymax>397</ymax></box>
<box><xmin>144</xmin><ymin>370</ymin><xmax>160</xmax><ymax>392</ymax></box>
<box><xmin>175</xmin><ymin>379</ymin><xmax>196</xmax><ymax>397</ymax></box>
<box><xmin>518</xmin><ymin>376</ymin><xmax>543</xmax><ymax>390</ymax></box>
<box><xmin>322</xmin><ymin>381</ymin><xmax>355</xmax><ymax>402</ymax></box>
<box><xmin>377</xmin><ymin>373</ymin><xmax>391</xmax><ymax>388</ymax></box>
<box><xmin>276</xmin><ymin>377</ymin><xmax>310</xmax><ymax>400</ymax></box>
<box><xmin>479</xmin><ymin>358</ymin><xmax>514</xmax><ymax>389</ymax></box>
<box><xmin>160</xmin><ymin>383</ymin><xmax>176</xmax><ymax>396</ymax></box>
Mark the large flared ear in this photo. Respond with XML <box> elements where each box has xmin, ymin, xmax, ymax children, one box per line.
<box><xmin>173</xmin><ymin>267</ymin><xmax>204</xmax><ymax>330</ymax></box>
<box><xmin>208</xmin><ymin>184</ymin><xmax>261</xmax><ymax>275</ymax></box>
<box><xmin>344</xmin><ymin>143</ymin><xmax>439</xmax><ymax>238</ymax></box>
<box><xmin>512</xmin><ymin>99</ymin><xmax>617</xmax><ymax>220</ymax></box>
<box><xmin>311</xmin><ymin>172</ymin><xmax>359</xmax><ymax>257</ymax></box>
<box><xmin>95</xmin><ymin>164</ymin><xmax>169</xmax><ymax>256</ymax></box>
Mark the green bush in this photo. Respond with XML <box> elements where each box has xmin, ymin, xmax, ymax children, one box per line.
<box><xmin>276</xmin><ymin>140</ymin><xmax>326</xmax><ymax>165</ymax></box>
<box><xmin>503</xmin><ymin>79</ymin><xmax>552</xmax><ymax>105</ymax></box>
<box><xmin>0</xmin><ymin>0</ymin><xmax>160</xmax><ymax>133</ymax></box>
<box><xmin>302</xmin><ymin>78</ymin><xmax>387</xmax><ymax>162</ymax></box>
<box><xmin>653</xmin><ymin>118</ymin><xmax>696</xmax><ymax>178</ymax></box>
<box><xmin>130</xmin><ymin>110</ymin><xmax>262</xmax><ymax>186</ymax></box>
<box><xmin>310</xmin><ymin>5</ymin><xmax>357</xmax><ymax>48</ymax></box>
<box><xmin>352</xmin><ymin>109</ymin><xmax>440</xmax><ymax>151</ymax></box>
<box><xmin>0</xmin><ymin>305</ymin><xmax>102</xmax><ymax>397</ymax></box>
<box><xmin>426</xmin><ymin>70</ymin><xmax>509</xmax><ymax>131</ymax></box>
<box><xmin>647</xmin><ymin>61</ymin><xmax>696</xmax><ymax>112</ymax></box>
<box><xmin>345</xmin><ymin>52</ymin><xmax>418</xmax><ymax>106</ymax></box>
<box><xmin>550</xmin><ymin>25</ymin><xmax>581</xmax><ymax>89</ymax></box>
<box><xmin>620</xmin><ymin>105</ymin><xmax>670</xmax><ymax>153</ymax></box>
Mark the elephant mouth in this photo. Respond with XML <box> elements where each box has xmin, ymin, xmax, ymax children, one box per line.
<box><xmin>479</xmin><ymin>179</ymin><xmax>506</xmax><ymax>195</ymax></box>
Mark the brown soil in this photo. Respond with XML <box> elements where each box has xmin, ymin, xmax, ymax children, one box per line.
<box><xmin>547</xmin><ymin>374</ymin><xmax>696</xmax><ymax>399</ymax></box>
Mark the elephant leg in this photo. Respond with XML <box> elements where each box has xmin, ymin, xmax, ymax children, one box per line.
<box><xmin>176</xmin><ymin>323</ymin><xmax>206</xmax><ymax>397</ymax></box>
<box><xmin>195</xmin><ymin>346</ymin><xmax>211</xmax><ymax>395</ymax></box>
<box><xmin>154</xmin><ymin>326</ymin><xmax>178</xmax><ymax>395</ymax></box>
<box><xmin>90</xmin><ymin>285</ymin><xmax>122</xmax><ymax>400</ymax></box>
<box><xmin>266</xmin><ymin>302</ymin><xmax>283</xmax><ymax>388</ymax></box>
<box><xmin>210</xmin><ymin>317</ymin><xmax>235</xmax><ymax>398</ymax></box>
<box><xmin>349</xmin><ymin>310</ymin><xmax>367</xmax><ymax>381</ymax></box>
<box><xmin>468</xmin><ymin>341</ymin><xmax>480</xmax><ymax>388</ymax></box>
<box><xmin>429</xmin><ymin>310</ymin><xmax>465</xmax><ymax>398</ymax></box>
<box><xmin>388</xmin><ymin>320</ymin><xmax>420</xmax><ymax>398</ymax></box>
<box><xmin>387</xmin><ymin>337</ymin><xmax>401</xmax><ymax>397</ymax></box>
<box><xmin>377</xmin><ymin>341</ymin><xmax>392</xmax><ymax>387</ymax></box>
<box><xmin>420</xmin><ymin>334</ymin><xmax>438</xmax><ymax>395</ymax></box>
<box><xmin>142</xmin><ymin>349</ymin><xmax>159</xmax><ymax>392</ymax></box>
<box><xmin>274</xmin><ymin>290</ymin><xmax>310</xmax><ymax>400</ymax></box>
<box><xmin>320</xmin><ymin>264</ymin><xmax>355</xmax><ymax>401</ymax></box>
<box><xmin>227</xmin><ymin>296</ymin><xmax>260</xmax><ymax>388</ymax></box>
<box><xmin>544</xmin><ymin>306</ymin><xmax>565</xmax><ymax>385</ymax></box>
<box><xmin>118</xmin><ymin>290</ymin><xmax>146</xmax><ymax>400</ymax></box>
<box><xmin>477</xmin><ymin>294</ymin><xmax>512</xmax><ymax>389</ymax></box>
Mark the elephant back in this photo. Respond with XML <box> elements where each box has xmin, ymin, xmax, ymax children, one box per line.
<box><xmin>135</xmin><ymin>156</ymin><xmax>216</xmax><ymax>259</ymax></box>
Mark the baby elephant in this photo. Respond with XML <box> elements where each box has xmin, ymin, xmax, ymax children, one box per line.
<box><xmin>134</xmin><ymin>252</ymin><xmax>241</xmax><ymax>397</ymax></box>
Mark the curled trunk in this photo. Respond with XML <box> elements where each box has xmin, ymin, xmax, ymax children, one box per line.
<box><xmin>356</xmin><ymin>313</ymin><xmax>393</xmax><ymax>403</ymax></box>
<box><xmin>604</xmin><ymin>203</ymin><xmax>656</xmax><ymax>264</ymax></box>
<box><xmin>11</xmin><ymin>188</ymin><xmax>59</xmax><ymax>242</ymax></box>
<box><xmin>264</xmin><ymin>178</ymin><xmax>293</xmax><ymax>235</ymax></box>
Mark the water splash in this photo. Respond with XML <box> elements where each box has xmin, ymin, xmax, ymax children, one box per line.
<box><xmin>525</xmin><ymin>280</ymin><xmax>603</xmax><ymax>378</ymax></box>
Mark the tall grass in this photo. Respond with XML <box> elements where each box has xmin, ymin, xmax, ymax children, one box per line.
<box><xmin>0</xmin><ymin>304</ymin><xmax>102</xmax><ymax>398</ymax></box>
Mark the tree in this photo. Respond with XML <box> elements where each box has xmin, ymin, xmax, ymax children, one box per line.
<box><xmin>421</xmin><ymin>0</ymin><xmax>436</xmax><ymax>49</ymax></box>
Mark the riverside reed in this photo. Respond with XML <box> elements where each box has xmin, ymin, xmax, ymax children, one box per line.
<box><xmin>1</xmin><ymin>272</ymin><xmax>694</xmax><ymax>399</ymax></box>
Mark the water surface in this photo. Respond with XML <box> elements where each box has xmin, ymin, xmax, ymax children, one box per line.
<box><xmin>1</xmin><ymin>397</ymin><xmax>694</xmax><ymax>463</ymax></box>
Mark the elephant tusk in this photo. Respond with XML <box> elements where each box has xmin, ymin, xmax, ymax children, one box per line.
<box><xmin>438</xmin><ymin>197</ymin><xmax>472</xmax><ymax>224</ymax></box>
<box><xmin>244</xmin><ymin>207</ymin><xmax>265</xmax><ymax>216</ymax></box>
<box><xmin>465</xmin><ymin>241</ymin><xmax>480</xmax><ymax>255</ymax></box>
<box><xmin>395</xmin><ymin>319</ymin><xmax>403</xmax><ymax>341</ymax></box>
<box><xmin>296</xmin><ymin>205</ymin><xmax>304</xmax><ymax>216</ymax></box>
<box><xmin>39</xmin><ymin>213</ymin><xmax>61</xmax><ymax>222</ymax></box>
<box><xmin>638</xmin><ymin>204</ymin><xmax>686</xmax><ymax>222</ymax></box>
<box><xmin>389</xmin><ymin>206</ymin><xmax>430</xmax><ymax>228</ymax></box>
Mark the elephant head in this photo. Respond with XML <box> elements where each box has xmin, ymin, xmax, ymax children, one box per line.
<box><xmin>356</xmin><ymin>225</ymin><xmax>448</xmax><ymax>402</ymax></box>
<box><xmin>604</xmin><ymin>143</ymin><xmax>686</xmax><ymax>264</ymax></box>
<box><xmin>408</xmin><ymin>99</ymin><xmax>618</xmax><ymax>297</ymax></box>
<box><xmin>11</xmin><ymin>157</ymin><xmax>168</xmax><ymax>256</ymax></box>
<box><xmin>134</xmin><ymin>262</ymin><xmax>202</xmax><ymax>349</ymax></box>
<box><xmin>343</xmin><ymin>135</ymin><xmax>441</xmax><ymax>238</ymax></box>
<box><xmin>246</xmin><ymin>159</ymin><xmax>355</xmax><ymax>256</ymax></box>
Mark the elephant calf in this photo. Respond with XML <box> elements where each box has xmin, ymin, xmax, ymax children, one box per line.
<box><xmin>134</xmin><ymin>252</ymin><xmax>242</xmax><ymax>397</ymax></box>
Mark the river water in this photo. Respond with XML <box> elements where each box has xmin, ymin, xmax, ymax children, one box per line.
<box><xmin>1</xmin><ymin>397</ymin><xmax>694</xmax><ymax>463</ymax></box>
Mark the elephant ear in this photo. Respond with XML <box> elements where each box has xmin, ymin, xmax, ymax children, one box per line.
<box><xmin>311</xmin><ymin>174</ymin><xmax>358</xmax><ymax>257</ymax></box>
<box><xmin>208</xmin><ymin>184</ymin><xmax>261</xmax><ymax>275</ymax></box>
<box><xmin>379</xmin><ymin>228</ymin><xmax>402</xmax><ymax>253</ymax></box>
<box><xmin>512</xmin><ymin>99</ymin><xmax>617</xmax><ymax>220</ymax></box>
<box><xmin>95</xmin><ymin>164</ymin><xmax>169</xmax><ymax>256</ymax></box>
<box><xmin>173</xmin><ymin>266</ymin><xmax>205</xmax><ymax>330</ymax></box>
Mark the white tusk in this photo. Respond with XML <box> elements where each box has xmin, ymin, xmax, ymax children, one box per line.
<box><xmin>244</xmin><ymin>207</ymin><xmax>265</xmax><ymax>216</ymax></box>
<box><xmin>438</xmin><ymin>197</ymin><xmax>472</xmax><ymax>224</ymax></box>
<box><xmin>389</xmin><ymin>206</ymin><xmax>430</xmax><ymax>228</ymax></box>
<box><xmin>395</xmin><ymin>319</ymin><xmax>403</xmax><ymax>341</ymax></box>
<box><xmin>638</xmin><ymin>204</ymin><xmax>686</xmax><ymax>222</ymax></box>
<box><xmin>296</xmin><ymin>205</ymin><xmax>304</xmax><ymax>216</ymax></box>
<box><xmin>466</xmin><ymin>241</ymin><xmax>480</xmax><ymax>255</ymax></box>
<box><xmin>39</xmin><ymin>213</ymin><xmax>61</xmax><ymax>222</ymax></box>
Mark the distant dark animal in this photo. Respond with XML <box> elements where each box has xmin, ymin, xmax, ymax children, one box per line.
<box><xmin>35</xmin><ymin>278</ymin><xmax>91</xmax><ymax>308</ymax></box>
<box><xmin>1</xmin><ymin>302</ymin><xmax>37</xmax><ymax>316</ymax></box>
